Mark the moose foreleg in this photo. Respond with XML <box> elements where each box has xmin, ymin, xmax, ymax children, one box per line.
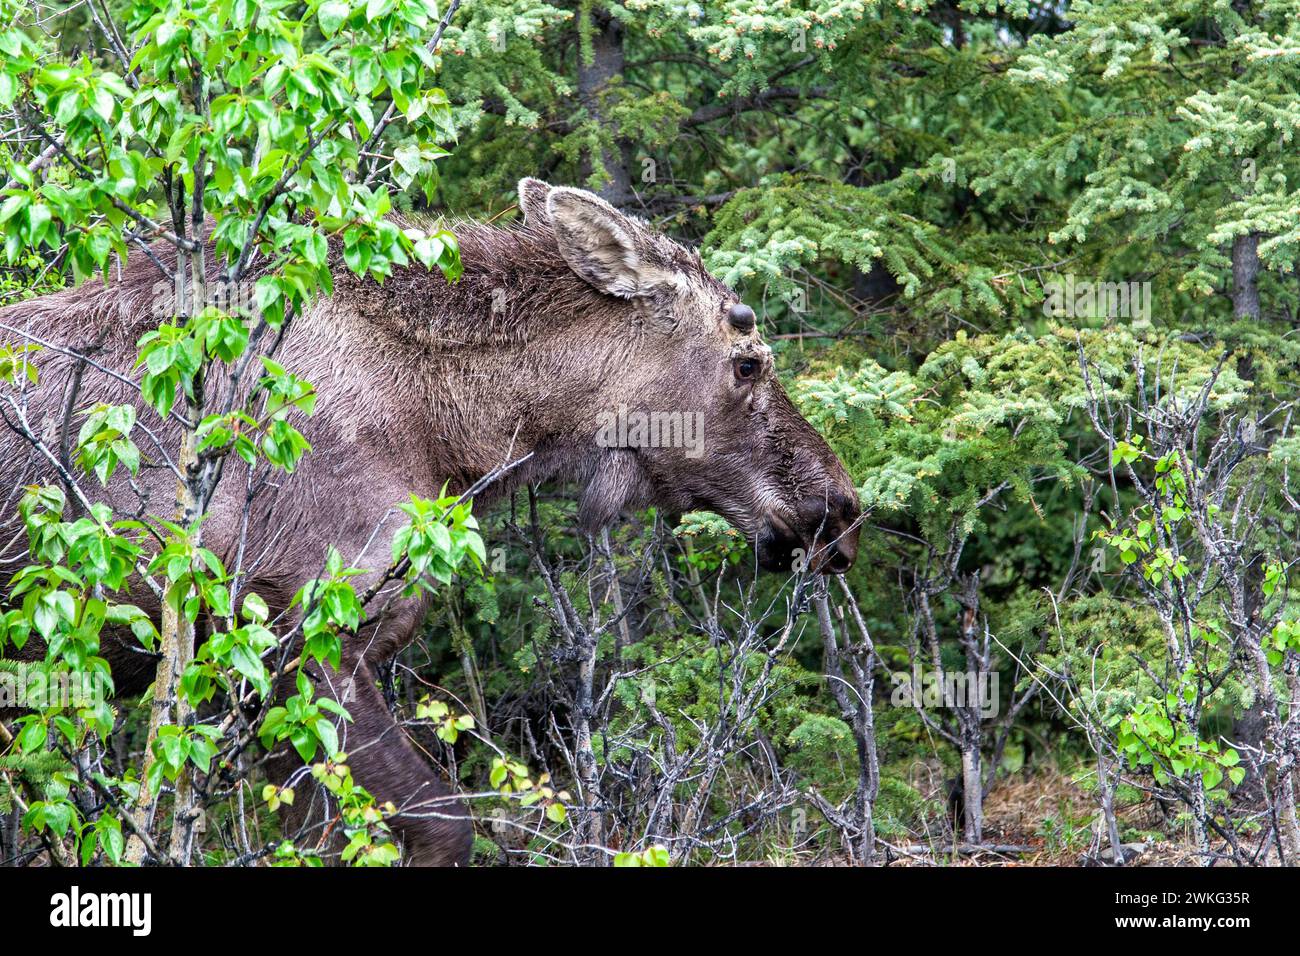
<box><xmin>323</xmin><ymin>653</ymin><xmax>473</xmax><ymax>866</ymax></box>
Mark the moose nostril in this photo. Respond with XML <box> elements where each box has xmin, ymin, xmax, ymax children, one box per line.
<box><xmin>824</xmin><ymin>546</ymin><xmax>852</xmax><ymax>574</ymax></box>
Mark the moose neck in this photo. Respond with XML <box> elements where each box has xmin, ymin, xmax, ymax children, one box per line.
<box><xmin>330</xmin><ymin>221</ymin><xmax>639</xmax><ymax>503</ymax></box>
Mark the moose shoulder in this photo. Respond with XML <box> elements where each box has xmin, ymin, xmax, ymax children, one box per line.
<box><xmin>0</xmin><ymin>179</ymin><xmax>860</xmax><ymax>865</ymax></box>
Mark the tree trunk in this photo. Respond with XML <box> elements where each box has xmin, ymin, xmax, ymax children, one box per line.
<box><xmin>955</xmin><ymin>577</ymin><xmax>986</xmax><ymax>845</ymax></box>
<box><xmin>960</xmin><ymin>736</ymin><xmax>983</xmax><ymax>844</ymax></box>
<box><xmin>815</xmin><ymin>593</ymin><xmax>880</xmax><ymax>865</ymax></box>
<box><xmin>125</xmin><ymin>199</ymin><xmax>207</xmax><ymax>865</ymax></box>
<box><xmin>574</xmin><ymin>632</ymin><xmax>607</xmax><ymax>865</ymax></box>
<box><xmin>1231</xmin><ymin>231</ymin><xmax>1260</xmax><ymax>321</ymax></box>
<box><xmin>576</xmin><ymin>6</ymin><xmax>631</xmax><ymax>207</ymax></box>
<box><xmin>125</xmin><ymin>446</ymin><xmax>199</xmax><ymax>865</ymax></box>
<box><xmin>1095</xmin><ymin>743</ymin><xmax>1126</xmax><ymax>864</ymax></box>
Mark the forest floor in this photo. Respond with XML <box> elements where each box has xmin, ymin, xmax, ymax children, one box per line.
<box><xmin>875</xmin><ymin>768</ymin><xmax>1203</xmax><ymax>867</ymax></box>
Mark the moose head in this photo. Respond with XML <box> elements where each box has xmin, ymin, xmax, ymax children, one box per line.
<box><xmin>512</xmin><ymin>179</ymin><xmax>861</xmax><ymax>574</ymax></box>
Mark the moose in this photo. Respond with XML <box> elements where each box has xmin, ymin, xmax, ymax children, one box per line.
<box><xmin>0</xmin><ymin>179</ymin><xmax>861</xmax><ymax>865</ymax></box>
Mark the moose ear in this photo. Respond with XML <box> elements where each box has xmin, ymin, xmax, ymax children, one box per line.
<box><xmin>546</xmin><ymin>187</ymin><xmax>680</xmax><ymax>299</ymax></box>
<box><xmin>517</xmin><ymin>178</ymin><xmax>552</xmax><ymax>227</ymax></box>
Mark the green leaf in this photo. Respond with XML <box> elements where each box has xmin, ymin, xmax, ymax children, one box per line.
<box><xmin>319</xmin><ymin>0</ymin><xmax>350</xmax><ymax>36</ymax></box>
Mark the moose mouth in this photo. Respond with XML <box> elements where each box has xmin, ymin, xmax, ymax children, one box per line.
<box><xmin>676</xmin><ymin>497</ymin><xmax>857</xmax><ymax>575</ymax></box>
<box><xmin>756</xmin><ymin>515</ymin><xmax>854</xmax><ymax>575</ymax></box>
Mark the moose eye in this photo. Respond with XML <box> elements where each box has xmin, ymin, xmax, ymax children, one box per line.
<box><xmin>733</xmin><ymin>357</ymin><xmax>760</xmax><ymax>382</ymax></box>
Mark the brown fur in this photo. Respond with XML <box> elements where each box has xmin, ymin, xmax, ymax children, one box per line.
<box><xmin>0</xmin><ymin>180</ymin><xmax>859</xmax><ymax>865</ymax></box>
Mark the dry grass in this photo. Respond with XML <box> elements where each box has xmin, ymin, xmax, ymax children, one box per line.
<box><xmin>875</xmin><ymin>766</ymin><xmax>1205</xmax><ymax>866</ymax></box>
